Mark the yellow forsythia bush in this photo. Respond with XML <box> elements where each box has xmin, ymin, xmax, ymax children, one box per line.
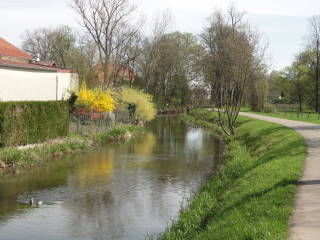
<box><xmin>76</xmin><ymin>83</ymin><xmax>115</xmax><ymax>112</ymax></box>
<box><xmin>117</xmin><ymin>87</ymin><xmax>156</xmax><ymax>121</ymax></box>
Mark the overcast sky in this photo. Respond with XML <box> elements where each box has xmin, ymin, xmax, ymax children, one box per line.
<box><xmin>1</xmin><ymin>0</ymin><xmax>320</xmax><ymax>70</ymax></box>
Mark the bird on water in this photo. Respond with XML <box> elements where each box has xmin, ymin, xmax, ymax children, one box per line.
<box><xmin>29</xmin><ymin>198</ymin><xmax>43</xmax><ymax>206</ymax></box>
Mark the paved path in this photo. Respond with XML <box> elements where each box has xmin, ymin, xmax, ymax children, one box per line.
<box><xmin>239</xmin><ymin>112</ymin><xmax>320</xmax><ymax>240</ymax></box>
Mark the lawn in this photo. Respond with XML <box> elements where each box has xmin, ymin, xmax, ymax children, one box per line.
<box><xmin>158</xmin><ymin>109</ymin><xmax>307</xmax><ymax>240</ymax></box>
<box><xmin>241</xmin><ymin>109</ymin><xmax>320</xmax><ymax>125</ymax></box>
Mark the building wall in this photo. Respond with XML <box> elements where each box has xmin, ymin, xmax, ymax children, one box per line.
<box><xmin>57</xmin><ymin>72</ymin><xmax>79</xmax><ymax>100</ymax></box>
<box><xmin>0</xmin><ymin>67</ymin><xmax>78</xmax><ymax>101</ymax></box>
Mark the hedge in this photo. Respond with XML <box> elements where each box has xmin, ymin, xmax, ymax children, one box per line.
<box><xmin>0</xmin><ymin>101</ymin><xmax>69</xmax><ymax>147</ymax></box>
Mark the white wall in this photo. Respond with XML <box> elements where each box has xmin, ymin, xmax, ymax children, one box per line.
<box><xmin>57</xmin><ymin>72</ymin><xmax>79</xmax><ymax>100</ymax></box>
<box><xmin>0</xmin><ymin>67</ymin><xmax>78</xmax><ymax>101</ymax></box>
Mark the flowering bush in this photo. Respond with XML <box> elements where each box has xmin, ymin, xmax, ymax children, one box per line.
<box><xmin>77</xmin><ymin>84</ymin><xmax>95</xmax><ymax>107</ymax></box>
<box><xmin>116</xmin><ymin>87</ymin><xmax>156</xmax><ymax>121</ymax></box>
<box><xmin>76</xmin><ymin>84</ymin><xmax>115</xmax><ymax>113</ymax></box>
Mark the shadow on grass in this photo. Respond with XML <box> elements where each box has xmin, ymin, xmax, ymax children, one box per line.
<box><xmin>292</xmin><ymin>125</ymin><xmax>320</xmax><ymax>131</ymax></box>
<box><xmin>239</xmin><ymin>126</ymin><xmax>286</xmax><ymax>149</ymax></box>
<box><xmin>231</xmin><ymin>139</ymin><xmax>305</xmax><ymax>186</ymax></box>
<box><xmin>298</xmin><ymin>180</ymin><xmax>320</xmax><ymax>185</ymax></box>
<box><xmin>235</xmin><ymin>119</ymin><xmax>252</xmax><ymax>128</ymax></box>
<box><xmin>199</xmin><ymin>179</ymin><xmax>298</xmax><ymax>231</ymax></box>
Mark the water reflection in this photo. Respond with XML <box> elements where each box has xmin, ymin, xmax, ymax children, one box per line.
<box><xmin>69</xmin><ymin>151</ymin><xmax>114</xmax><ymax>188</ymax></box>
<box><xmin>0</xmin><ymin>116</ymin><xmax>223</xmax><ymax>240</ymax></box>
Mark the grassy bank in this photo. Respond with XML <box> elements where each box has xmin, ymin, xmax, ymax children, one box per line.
<box><xmin>159</xmin><ymin>109</ymin><xmax>306</xmax><ymax>240</ymax></box>
<box><xmin>0</xmin><ymin>124</ymin><xmax>143</xmax><ymax>176</ymax></box>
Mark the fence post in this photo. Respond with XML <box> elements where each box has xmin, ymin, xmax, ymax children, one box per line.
<box><xmin>77</xmin><ymin>116</ymin><xmax>80</xmax><ymax>134</ymax></box>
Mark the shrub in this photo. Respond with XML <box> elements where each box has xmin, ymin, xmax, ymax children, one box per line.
<box><xmin>76</xmin><ymin>83</ymin><xmax>115</xmax><ymax>113</ymax></box>
<box><xmin>189</xmin><ymin>109</ymin><xmax>217</xmax><ymax>122</ymax></box>
<box><xmin>95</xmin><ymin>124</ymin><xmax>143</xmax><ymax>143</ymax></box>
<box><xmin>0</xmin><ymin>101</ymin><xmax>69</xmax><ymax>147</ymax></box>
<box><xmin>116</xmin><ymin>87</ymin><xmax>156</xmax><ymax>122</ymax></box>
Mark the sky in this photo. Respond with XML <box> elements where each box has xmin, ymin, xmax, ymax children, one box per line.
<box><xmin>0</xmin><ymin>0</ymin><xmax>320</xmax><ymax>70</ymax></box>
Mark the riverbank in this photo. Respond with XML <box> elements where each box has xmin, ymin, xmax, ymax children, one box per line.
<box><xmin>159</xmin><ymin>109</ymin><xmax>307</xmax><ymax>240</ymax></box>
<box><xmin>0</xmin><ymin>124</ymin><xmax>143</xmax><ymax>176</ymax></box>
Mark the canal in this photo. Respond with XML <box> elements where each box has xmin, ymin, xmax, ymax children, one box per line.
<box><xmin>0</xmin><ymin>116</ymin><xmax>222</xmax><ymax>240</ymax></box>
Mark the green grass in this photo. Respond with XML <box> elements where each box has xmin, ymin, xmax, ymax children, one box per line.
<box><xmin>0</xmin><ymin>135</ymin><xmax>89</xmax><ymax>171</ymax></box>
<box><xmin>159</xmin><ymin>110</ymin><xmax>307</xmax><ymax>240</ymax></box>
<box><xmin>95</xmin><ymin>124</ymin><xmax>144</xmax><ymax>143</ymax></box>
<box><xmin>242</xmin><ymin>109</ymin><xmax>320</xmax><ymax>125</ymax></box>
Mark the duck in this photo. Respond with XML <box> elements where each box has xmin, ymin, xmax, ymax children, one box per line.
<box><xmin>29</xmin><ymin>198</ymin><xmax>43</xmax><ymax>206</ymax></box>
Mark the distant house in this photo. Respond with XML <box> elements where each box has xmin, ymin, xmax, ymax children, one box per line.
<box><xmin>93</xmin><ymin>63</ymin><xmax>136</xmax><ymax>86</ymax></box>
<box><xmin>0</xmin><ymin>37</ymin><xmax>78</xmax><ymax>101</ymax></box>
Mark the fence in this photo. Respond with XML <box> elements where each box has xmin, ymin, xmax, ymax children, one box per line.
<box><xmin>69</xmin><ymin>111</ymin><xmax>131</xmax><ymax>135</ymax></box>
<box><xmin>268</xmin><ymin>104</ymin><xmax>320</xmax><ymax>121</ymax></box>
<box><xmin>274</xmin><ymin>111</ymin><xmax>320</xmax><ymax>121</ymax></box>
<box><xmin>274</xmin><ymin>104</ymin><xmax>299</xmax><ymax>112</ymax></box>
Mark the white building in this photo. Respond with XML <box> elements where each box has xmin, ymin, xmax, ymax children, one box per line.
<box><xmin>0</xmin><ymin>37</ymin><xmax>78</xmax><ymax>101</ymax></box>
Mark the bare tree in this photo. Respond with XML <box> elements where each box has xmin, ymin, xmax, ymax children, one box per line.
<box><xmin>71</xmin><ymin>0</ymin><xmax>143</xmax><ymax>88</ymax></box>
<box><xmin>201</xmin><ymin>7</ymin><xmax>266</xmax><ymax>135</ymax></box>
<box><xmin>68</xmin><ymin>34</ymin><xmax>98</xmax><ymax>87</ymax></box>
<box><xmin>308</xmin><ymin>16</ymin><xmax>320</xmax><ymax>112</ymax></box>
<box><xmin>111</xmin><ymin>23</ymin><xmax>142</xmax><ymax>87</ymax></box>
<box><xmin>22</xmin><ymin>25</ymin><xmax>75</xmax><ymax>68</ymax></box>
<box><xmin>137</xmin><ymin>11</ymin><xmax>172</xmax><ymax>92</ymax></box>
<box><xmin>22</xmin><ymin>28</ymin><xmax>53</xmax><ymax>61</ymax></box>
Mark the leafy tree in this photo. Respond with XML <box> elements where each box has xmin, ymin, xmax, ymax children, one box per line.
<box><xmin>308</xmin><ymin>15</ymin><xmax>320</xmax><ymax>112</ymax></box>
<box><xmin>201</xmin><ymin>7</ymin><xmax>266</xmax><ymax>135</ymax></box>
<box><xmin>274</xmin><ymin>51</ymin><xmax>314</xmax><ymax>111</ymax></box>
<box><xmin>138</xmin><ymin>31</ymin><xmax>202</xmax><ymax>108</ymax></box>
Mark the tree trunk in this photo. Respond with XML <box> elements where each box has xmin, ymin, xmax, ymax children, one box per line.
<box><xmin>298</xmin><ymin>94</ymin><xmax>302</xmax><ymax>112</ymax></box>
<box><xmin>316</xmin><ymin>40</ymin><xmax>319</xmax><ymax>112</ymax></box>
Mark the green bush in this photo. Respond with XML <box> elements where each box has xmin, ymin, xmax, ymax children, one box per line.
<box><xmin>0</xmin><ymin>101</ymin><xmax>69</xmax><ymax>147</ymax></box>
<box><xmin>115</xmin><ymin>87</ymin><xmax>156</xmax><ymax>122</ymax></box>
<box><xmin>189</xmin><ymin>108</ymin><xmax>217</xmax><ymax>122</ymax></box>
<box><xmin>95</xmin><ymin>124</ymin><xmax>143</xmax><ymax>143</ymax></box>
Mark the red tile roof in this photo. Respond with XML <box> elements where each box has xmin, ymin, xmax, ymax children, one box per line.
<box><xmin>0</xmin><ymin>37</ymin><xmax>74</xmax><ymax>73</ymax></box>
<box><xmin>0</xmin><ymin>59</ymin><xmax>73</xmax><ymax>73</ymax></box>
<box><xmin>0</xmin><ymin>37</ymin><xmax>32</xmax><ymax>59</ymax></box>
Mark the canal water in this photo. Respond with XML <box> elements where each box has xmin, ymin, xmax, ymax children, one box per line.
<box><xmin>0</xmin><ymin>116</ymin><xmax>222</xmax><ymax>240</ymax></box>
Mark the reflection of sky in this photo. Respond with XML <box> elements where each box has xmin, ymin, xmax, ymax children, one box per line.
<box><xmin>185</xmin><ymin>128</ymin><xmax>204</xmax><ymax>152</ymax></box>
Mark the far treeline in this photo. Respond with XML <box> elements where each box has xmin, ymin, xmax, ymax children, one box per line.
<box><xmin>20</xmin><ymin>0</ymin><xmax>320</xmax><ymax>135</ymax></box>
<box><xmin>272</xmin><ymin>16</ymin><xmax>320</xmax><ymax>113</ymax></box>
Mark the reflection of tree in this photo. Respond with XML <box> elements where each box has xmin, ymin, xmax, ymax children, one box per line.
<box><xmin>133</xmin><ymin>132</ymin><xmax>157</xmax><ymax>156</ymax></box>
<box><xmin>69</xmin><ymin>151</ymin><xmax>114</xmax><ymax>188</ymax></box>
<box><xmin>211</xmin><ymin>137</ymin><xmax>224</xmax><ymax>172</ymax></box>
<box><xmin>64</xmin><ymin>190</ymin><xmax>120</xmax><ymax>240</ymax></box>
